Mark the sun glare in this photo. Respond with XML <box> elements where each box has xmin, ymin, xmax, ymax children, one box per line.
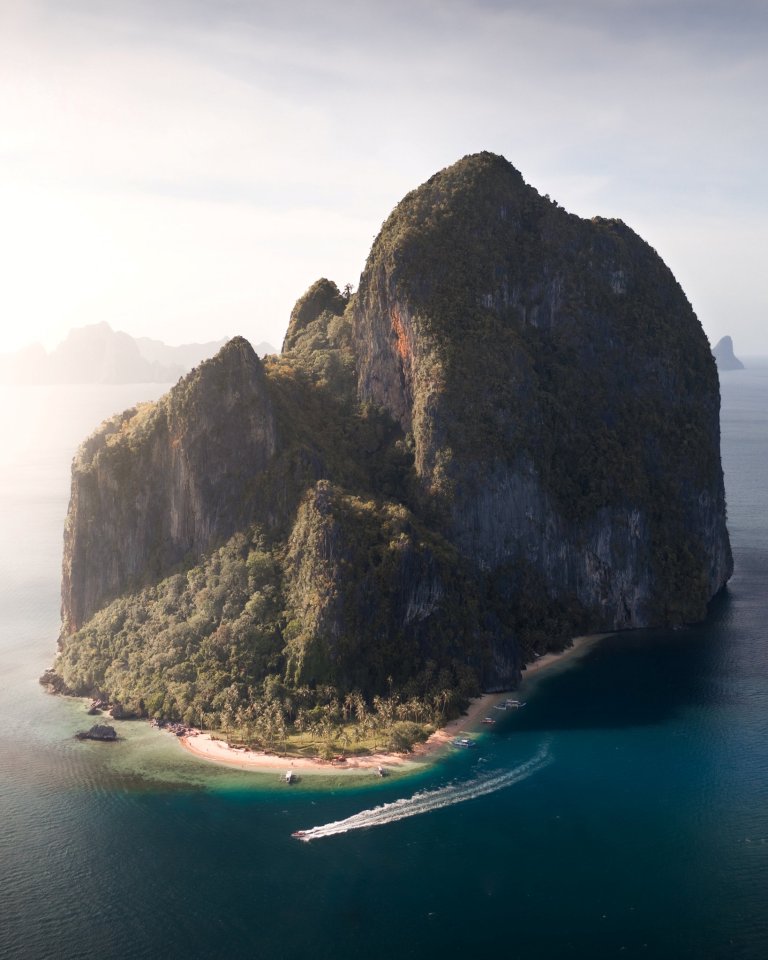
<box><xmin>0</xmin><ymin>179</ymin><xmax>124</xmax><ymax>353</ymax></box>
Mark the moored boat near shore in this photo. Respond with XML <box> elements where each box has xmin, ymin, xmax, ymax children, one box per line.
<box><xmin>451</xmin><ymin>737</ymin><xmax>477</xmax><ymax>748</ymax></box>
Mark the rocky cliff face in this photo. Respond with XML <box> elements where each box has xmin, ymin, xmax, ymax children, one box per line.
<box><xmin>54</xmin><ymin>152</ymin><xmax>732</xmax><ymax>716</ymax></box>
<box><xmin>281</xmin><ymin>480</ymin><xmax>491</xmax><ymax>691</ymax></box>
<box><xmin>353</xmin><ymin>152</ymin><xmax>732</xmax><ymax>639</ymax></box>
<box><xmin>61</xmin><ymin>338</ymin><xmax>276</xmax><ymax>634</ymax></box>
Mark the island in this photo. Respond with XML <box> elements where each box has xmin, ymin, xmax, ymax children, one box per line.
<box><xmin>712</xmin><ymin>335</ymin><xmax>745</xmax><ymax>371</ymax></box>
<box><xmin>43</xmin><ymin>152</ymin><xmax>732</xmax><ymax>764</ymax></box>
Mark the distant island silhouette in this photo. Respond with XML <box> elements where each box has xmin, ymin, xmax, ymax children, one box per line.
<box><xmin>712</xmin><ymin>336</ymin><xmax>745</xmax><ymax>371</ymax></box>
<box><xmin>0</xmin><ymin>322</ymin><xmax>276</xmax><ymax>384</ymax></box>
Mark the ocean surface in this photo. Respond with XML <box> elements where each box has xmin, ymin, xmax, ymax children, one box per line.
<box><xmin>1</xmin><ymin>367</ymin><xmax>767</xmax><ymax>960</ymax></box>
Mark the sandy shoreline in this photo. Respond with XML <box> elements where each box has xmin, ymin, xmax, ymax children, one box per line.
<box><xmin>177</xmin><ymin>633</ymin><xmax>604</xmax><ymax>776</ymax></box>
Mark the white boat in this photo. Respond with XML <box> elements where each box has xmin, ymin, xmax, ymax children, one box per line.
<box><xmin>505</xmin><ymin>699</ymin><xmax>526</xmax><ymax>708</ymax></box>
<box><xmin>285</xmin><ymin>770</ymin><xmax>294</xmax><ymax>784</ymax></box>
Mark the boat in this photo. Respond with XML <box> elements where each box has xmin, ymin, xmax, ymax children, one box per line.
<box><xmin>291</xmin><ymin>830</ymin><xmax>308</xmax><ymax>840</ymax></box>
<box><xmin>481</xmin><ymin>717</ymin><xmax>496</xmax><ymax>725</ymax></box>
<box><xmin>377</xmin><ymin>765</ymin><xmax>387</xmax><ymax>777</ymax></box>
<box><xmin>493</xmin><ymin>703</ymin><xmax>508</xmax><ymax>711</ymax></box>
<box><xmin>284</xmin><ymin>770</ymin><xmax>294</xmax><ymax>784</ymax></box>
<box><xmin>451</xmin><ymin>737</ymin><xmax>477</xmax><ymax>748</ymax></box>
<box><xmin>505</xmin><ymin>699</ymin><xmax>526</xmax><ymax>708</ymax></box>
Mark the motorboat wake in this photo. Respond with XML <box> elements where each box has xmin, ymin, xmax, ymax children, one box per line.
<box><xmin>291</xmin><ymin>741</ymin><xmax>551</xmax><ymax>842</ymax></box>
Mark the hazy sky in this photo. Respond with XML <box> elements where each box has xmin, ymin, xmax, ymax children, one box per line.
<box><xmin>1</xmin><ymin>0</ymin><xmax>766</xmax><ymax>354</ymax></box>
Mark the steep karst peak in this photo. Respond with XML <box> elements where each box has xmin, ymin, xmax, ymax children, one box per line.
<box><xmin>424</xmin><ymin>150</ymin><xmax>525</xmax><ymax>189</ymax></box>
<box><xmin>186</xmin><ymin>335</ymin><xmax>261</xmax><ymax>382</ymax></box>
<box><xmin>712</xmin><ymin>335</ymin><xmax>745</xmax><ymax>371</ymax></box>
<box><xmin>282</xmin><ymin>279</ymin><xmax>347</xmax><ymax>353</ymax></box>
<box><xmin>213</xmin><ymin>334</ymin><xmax>259</xmax><ymax>363</ymax></box>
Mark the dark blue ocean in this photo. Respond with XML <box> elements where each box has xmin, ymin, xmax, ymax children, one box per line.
<box><xmin>1</xmin><ymin>366</ymin><xmax>767</xmax><ymax>960</ymax></box>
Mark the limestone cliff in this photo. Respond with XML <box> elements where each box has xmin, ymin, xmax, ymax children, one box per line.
<box><xmin>61</xmin><ymin>337</ymin><xmax>276</xmax><ymax>634</ymax></box>
<box><xmin>51</xmin><ymin>153</ymin><xmax>732</xmax><ymax>723</ymax></box>
<box><xmin>353</xmin><ymin>152</ymin><xmax>732</xmax><ymax>638</ymax></box>
<box><xmin>281</xmin><ymin>480</ymin><xmax>486</xmax><ymax>693</ymax></box>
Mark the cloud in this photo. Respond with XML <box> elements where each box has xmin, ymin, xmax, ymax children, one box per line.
<box><xmin>7</xmin><ymin>0</ymin><xmax>765</xmax><ymax>206</ymax></box>
<box><xmin>0</xmin><ymin>0</ymin><xmax>766</xmax><ymax>352</ymax></box>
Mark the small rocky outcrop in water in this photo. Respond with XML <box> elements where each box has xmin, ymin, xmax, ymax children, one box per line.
<box><xmin>39</xmin><ymin>669</ymin><xmax>68</xmax><ymax>694</ymax></box>
<box><xmin>75</xmin><ymin>724</ymin><xmax>117</xmax><ymax>742</ymax></box>
<box><xmin>49</xmin><ymin>152</ymin><xmax>733</xmax><ymax>728</ymax></box>
<box><xmin>712</xmin><ymin>336</ymin><xmax>745</xmax><ymax>371</ymax></box>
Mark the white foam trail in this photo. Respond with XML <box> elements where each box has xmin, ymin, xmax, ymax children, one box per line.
<box><xmin>293</xmin><ymin>742</ymin><xmax>551</xmax><ymax>842</ymax></box>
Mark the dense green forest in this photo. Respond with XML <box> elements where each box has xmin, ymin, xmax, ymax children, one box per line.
<box><xmin>51</xmin><ymin>525</ymin><xmax>480</xmax><ymax>754</ymax></box>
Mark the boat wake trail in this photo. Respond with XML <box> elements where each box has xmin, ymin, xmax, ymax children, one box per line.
<box><xmin>292</xmin><ymin>742</ymin><xmax>551</xmax><ymax>842</ymax></box>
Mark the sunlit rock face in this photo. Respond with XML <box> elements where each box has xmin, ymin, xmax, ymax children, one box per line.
<box><xmin>61</xmin><ymin>338</ymin><xmax>276</xmax><ymax>633</ymax></box>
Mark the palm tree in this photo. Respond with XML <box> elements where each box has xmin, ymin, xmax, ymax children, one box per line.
<box><xmin>235</xmin><ymin>704</ymin><xmax>249</xmax><ymax>742</ymax></box>
<box><xmin>220</xmin><ymin>703</ymin><xmax>236</xmax><ymax>737</ymax></box>
<box><xmin>364</xmin><ymin>713</ymin><xmax>379</xmax><ymax>752</ymax></box>
<box><xmin>273</xmin><ymin>704</ymin><xmax>287</xmax><ymax>754</ymax></box>
<box><xmin>343</xmin><ymin>692</ymin><xmax>356</xmax><ymax>723</ymax></box>
<box><xmin>353</xmin><ymin>692</ymin><xmax>367</xmax><ymax>724</ymax></box>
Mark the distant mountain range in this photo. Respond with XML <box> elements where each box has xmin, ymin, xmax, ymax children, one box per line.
<box><xmin>0</xmin><ymin>322</ymin><xmax>276</xmax><ymax>385</ymax></box>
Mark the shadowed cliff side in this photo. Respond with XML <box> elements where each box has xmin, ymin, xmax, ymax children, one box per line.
<box><xmin>353</xmin><ymin>152</ymin><xmax>732</xmax><ymax>648</ymax></box>
<box><xmin>282</xmin><ymin>479</ymin><xmax>493</xmax><ymax>693</ymax></box>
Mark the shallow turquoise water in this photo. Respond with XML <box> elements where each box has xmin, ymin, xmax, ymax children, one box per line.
<box><xmin>1</xmin><ymin>369</ymin><xmax>767</xmax><ymax>959</ymax></box>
